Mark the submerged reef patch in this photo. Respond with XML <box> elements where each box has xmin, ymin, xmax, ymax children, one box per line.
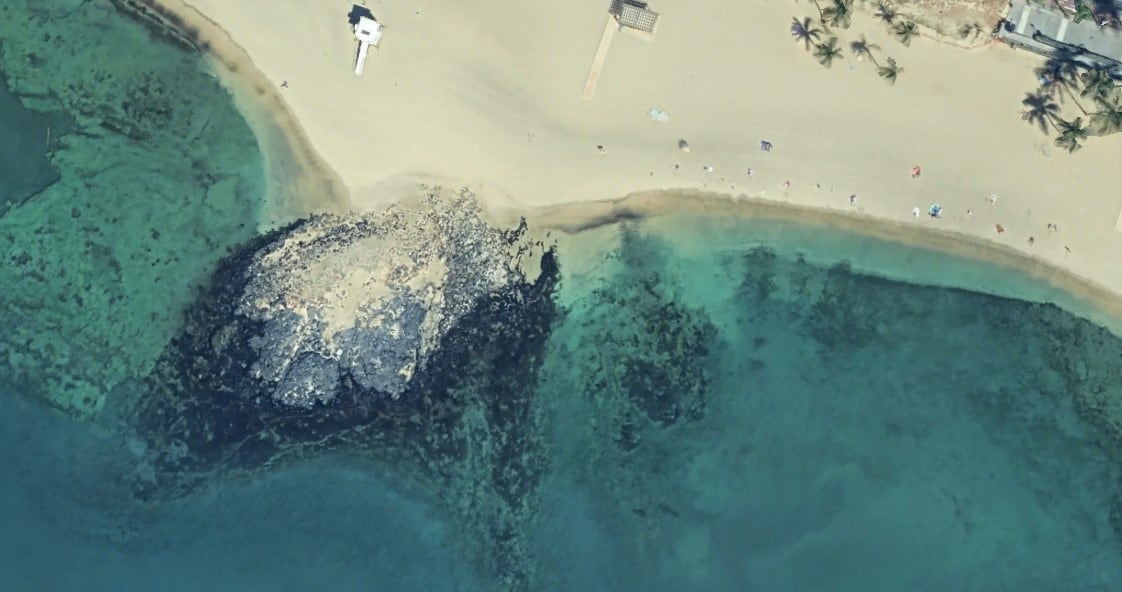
<box><xmin>552</xmin><ymin>224</ymin><xmax>720</xmax><ymax>457</ymax></box>
<box><xmin>130</xmin><ymin>190</ymin><xmax>559</xmax><ymax>591</ymax></box>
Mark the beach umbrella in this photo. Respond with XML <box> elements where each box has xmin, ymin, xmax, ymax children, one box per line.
<box><xmin>649</xmin><ymin>107</ymin><xmax>670</xmax><ymax>122</ymax></box>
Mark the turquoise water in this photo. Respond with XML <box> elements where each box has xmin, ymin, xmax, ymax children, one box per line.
<box><xmin>4</xmin><ymin>2</ymin><xmax>1122</xmax><ymax>591</ymax></box>
<box><xmin>0</xmin><ymin>0</ymin><xmax>265</xmax><ymax>417</ymax></box>
<box><xmin>534</xmin><ymin>220</ymin><xmax>1122</xmax><ymax>590</ymax></box>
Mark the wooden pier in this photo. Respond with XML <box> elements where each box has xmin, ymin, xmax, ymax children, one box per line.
<box><xmin>582</xmin><ymin>18</ymin><xmax>618</xmax><ymax>99</ymax></box>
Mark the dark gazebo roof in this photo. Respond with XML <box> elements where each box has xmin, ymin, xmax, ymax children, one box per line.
<box><xmin>610</xmin><ymin>0</ymin><xmax>659</xmax><ymax>34</ymax></box>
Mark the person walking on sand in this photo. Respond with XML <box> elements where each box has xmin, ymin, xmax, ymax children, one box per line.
<box><xmin>911</xmin><ymin>165</ymin><xmax>922</xmax><ymax>179</ymax></box>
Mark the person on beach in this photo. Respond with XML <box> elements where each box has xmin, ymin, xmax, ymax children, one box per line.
<box><xmin>911</xmin><ymin>165</ymin><xmax>922</xmax><ymax>178</ymax></box>
<box><xmin>849</xmin><ymin>194</ymin><xmax>857</xmax><ymax>206</ymax></box>
<box><xmin>760</xmin><ymin>140</ymin><xmax>773</xmax><ymax>152</ymax></box>
<box><xmin>746</xmin><ymin>168</ymin><xmax>754</xmax><ymax>178</ymax></box>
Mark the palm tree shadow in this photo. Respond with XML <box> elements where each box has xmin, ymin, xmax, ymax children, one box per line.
<box><xmin>1022</xmin><ymin>90</ymin><xmax>1060</xmax><ymax>134</ymax></box>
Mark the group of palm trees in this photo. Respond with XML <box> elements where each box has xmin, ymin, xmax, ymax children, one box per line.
<box><xmin>1021</xmin><ymin>54</ymin><xmax>1122</xmax><ymax>152</ymax></box>
<box><xmin>791</xmin><ymin>0</ymin><xmax>917</xmax><ymax>84</ymax></box>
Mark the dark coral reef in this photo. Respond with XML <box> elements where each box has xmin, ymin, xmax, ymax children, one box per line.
<box><xmin>560</xmin><ymin>225</ymin><xmax>720</xmax><ymax>453</ymax></box>
<box><xmin>130</xmin><ymin>190</ymin><xmax>559</xmax><ymax>590</ymax></box>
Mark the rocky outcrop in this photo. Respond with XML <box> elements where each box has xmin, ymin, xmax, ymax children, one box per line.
<box><xmin>230</xmin><ymin>190</ymin><xmax>536</xmax><ymax>407</ymax></box>
<box><xmin>131</xmin><ymin>189</ymin><xmax>559</xmax><ymax>591</ymax></box>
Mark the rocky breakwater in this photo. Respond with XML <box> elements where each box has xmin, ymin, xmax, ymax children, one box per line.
<box><xmin>130</xmin><ymin>189</ymin><xmax>559</xmax><ymax>591</ymax></box>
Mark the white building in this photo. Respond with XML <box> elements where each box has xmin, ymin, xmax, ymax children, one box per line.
<box><xmin>353</xmin><ymin>15</ymin><xmax>383</xmax><ymax>76</ymax></box>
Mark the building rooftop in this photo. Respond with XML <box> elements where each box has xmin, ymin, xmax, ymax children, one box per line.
<box><xmin>999</xmin><ymin>0</ymin><xmax>1122</xmax><ymax>74</ymax></box>
<box><xmin>610</xmin><ymin>0</ymin><xmax>658</xmax><ymax>34</ymax></box>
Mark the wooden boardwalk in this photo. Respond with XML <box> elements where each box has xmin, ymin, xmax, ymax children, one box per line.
<box><xmin>582</xmin><ymin>18</ymin><xmax>617</xmax><ymax>99</ymax></box>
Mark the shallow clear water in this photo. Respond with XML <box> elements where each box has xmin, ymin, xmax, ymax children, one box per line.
<box><xmin>0</xmin><ymin>0</ymin><xmax>266</xmax><ymax>417</ymax></box>
<box><xmin>3</xmin><ymin>2</ymin><xmax>1122</xmax><ymax>591</ymax></box>
<box><xmin>533</xmin><ymin>220</ymin><xmax>1122</xmax><ymax>591</ymax></box>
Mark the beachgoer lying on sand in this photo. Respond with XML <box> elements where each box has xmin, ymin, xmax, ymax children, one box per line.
<box><xmin>911</xmin><ymin>165</ymin><xmax>922</xmax><ymax>178</ymax></box>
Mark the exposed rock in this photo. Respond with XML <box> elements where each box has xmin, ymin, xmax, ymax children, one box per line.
<box><xmin>232</xmin><ymin>190</ymin><xmax>530</xmax><ymax>406</ymax></box>
<box><xmin>131</xmin><ymin>189</ymin><xmax>560</xmax><ymax>591</ymax></box>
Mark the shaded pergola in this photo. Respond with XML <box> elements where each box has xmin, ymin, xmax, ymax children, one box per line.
<box><xmin>582</xmin><ymin>0</ymin><xmax>660</xmax><ymax>99</ymax></box>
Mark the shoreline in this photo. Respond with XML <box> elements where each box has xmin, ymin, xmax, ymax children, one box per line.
<box><xmin>519</xmin><ymin>189</ymin><xmax>1122</xmax><ymax>336</ymax></box>
<box><xmin>116</xmin><ymin>0</ymin><xmax>352</xmax><ymax>226</ymax></box>
<box><xmin>138</xmin><ymin>0</ymin><xmax>1122</xmax><ymax>331</ymax></box>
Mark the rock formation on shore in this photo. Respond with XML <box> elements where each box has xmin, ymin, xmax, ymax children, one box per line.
<box><xmin>130</xmin><ymin>189</ymin><xmax>559</xmax><ymax>591</ymax></box>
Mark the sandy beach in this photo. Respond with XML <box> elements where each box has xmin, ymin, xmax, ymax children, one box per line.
<box><xmin>146</xmin><ymin>0</ymin><xmax>1122</xmax><ymax>317</ymax></box>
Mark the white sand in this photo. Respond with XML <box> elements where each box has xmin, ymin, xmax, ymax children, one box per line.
<box><xmin>150</xmin><ymin>0</ymin><xmax>1122</xmax><ymax>314</ymax></box>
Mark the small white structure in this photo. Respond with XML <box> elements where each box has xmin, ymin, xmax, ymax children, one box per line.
<box><xmin>353</xmin><ymin>15</ymin><xmax>383</xmax><ymax>76</ymax></box>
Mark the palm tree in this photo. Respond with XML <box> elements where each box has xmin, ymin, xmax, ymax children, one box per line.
<box><xmin>874</xmin><ymin>2</ymin><xmax>897</xmax><ymax>25</ymax></box>
<box><xmin>791</xmin><ymin>17</ymin><xmax>823</xmax><ymax>51</ymax></box>
<box><xmin>877</xmin><ymin>57</ymin><xmax>903</xmax><ymax>84</ymax></box>
<box><xmin>1090</xmin><ymin>96</ymin><xmax>1122</xmax><ymax>135</ymax></box>
<box><xmin>1079</xmin><ymin>67</ymin><xmax>1117</xmax><ymax>105</ymax></box>
<box><xmin>813</xmin><ymin>36</ymin><xmax>844</xmax><ymax>68</ymax></box>
<box><xmin>1021</xmin><ymin>91</ymin><xmax>1062</xmax><ymax>133</ymax></box>
<box><xmin>821</xmin><ymin>0</ymin><xmax>854</xmax><ymax>29</ymax></box>
<box><xmin>893</xmin><ymin>20</ymin><xmax>919</xmax><ymax>46</ymax></box>
<box><xmin>1073</xmin><ymin>0</ymin><xmax>1096</xmax><ymax>24</ymax></box>
<box><xmin>850</xmin><ymin>35</ymin><xmax>880</xmax><ymax>66</ymax></box>
<box><xmin>1053</xmin><ymin>117</ymin><xmax>1089</xmax><ymax>152</ymax></box>
<box><xmin>809</xmin><ymin>0</ymin><xmax>826</xmax><ymax>20</ymax></box>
